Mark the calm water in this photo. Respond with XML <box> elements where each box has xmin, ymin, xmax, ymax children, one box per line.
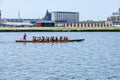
<box><xmin>0</xmin><ymin>32</ymin><xmax>120</xmax><ymax>80</ymax></box>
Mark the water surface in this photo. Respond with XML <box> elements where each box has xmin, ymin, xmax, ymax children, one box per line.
<box><xmin>0</xmin><ymin>32</ymin><xmax>120</xmax><ymax>80</ymax></box>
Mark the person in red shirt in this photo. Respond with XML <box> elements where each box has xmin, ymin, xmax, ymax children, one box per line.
<box><xmin>23</xmin><ymin>33</ymin><xmax>27</xmax><ymax>40</ymax></box>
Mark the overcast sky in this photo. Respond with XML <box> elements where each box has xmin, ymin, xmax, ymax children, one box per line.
<box><xmin>0</xmin><ymin>0</ymin><xmax>120</xmax><ymax>20</ymax></box>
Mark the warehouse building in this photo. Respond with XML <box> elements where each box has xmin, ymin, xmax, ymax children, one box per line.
<box><xmin>51</xmin><ymin>11</ymin><xmax>79</xmax><ymax>22</ymax></box>
<box><xmin>44</xmin><ymin>10</ymin><xmax>79</xmax><ymax>22</ymax></box>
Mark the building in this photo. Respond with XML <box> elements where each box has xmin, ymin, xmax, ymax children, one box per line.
<box><xmin>44</xmin><ymin>10</ymin><xmax>79</xmax><ymax>23</ymax></box>
<box><xmin>107</xmin><ymin>8</ymin><xmax>120</xmax><ymax>26</ymax></box>
<box><xmin>44</xmin><ymin>10</ymin><xmax>51</xmax><ymax>20</ymax></box>
<box><xmin>51</xmin><ymin>11</ymin><xmax>79</xmax><ymax>22</ymax></box>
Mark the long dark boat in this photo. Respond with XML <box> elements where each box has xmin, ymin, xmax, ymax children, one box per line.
<box><xmin>16</xmin><ymin>39</ymin><xmax>85</xmax><ymax>43</ymax></box>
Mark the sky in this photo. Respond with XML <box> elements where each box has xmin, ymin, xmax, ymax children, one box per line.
<box><xmin>0</xmin><ymin>0</ymin><xmax>120</xmax><ymax>21</ymax></box>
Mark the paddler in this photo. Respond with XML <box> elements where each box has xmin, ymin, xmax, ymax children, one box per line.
<box><xmin>23</xmin><ymin>33</ymin><xmax>27</xmax><ymax>40</ymax></box>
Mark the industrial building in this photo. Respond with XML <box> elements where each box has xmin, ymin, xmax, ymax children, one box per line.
<box><xmin>51</xmin><ymin>11</ymin><xmax>79</xmax><ymax>22</ymax></box>
<box><xmin>44</xmin><ymin>10</ymin><xmax>79</xmax><ymax>22</ymax></box>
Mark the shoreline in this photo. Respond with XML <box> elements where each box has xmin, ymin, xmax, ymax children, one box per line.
<box><xmin>0</xmin><ymin>27</ymin><xmax>120</xmax><ymax>32</ymax></box>
<box><xmin>0</xmin><ymin>30</ymin><xmax>120</xmax><ymax>32</ymax></box>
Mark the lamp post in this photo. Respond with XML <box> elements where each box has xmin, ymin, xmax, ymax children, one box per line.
<box><xmin>119</xmin><ymin>8</ymin><xmax>120</xmax><ymax>22</ymax></box>
<box><xmin>0</xmin><ymin>10</ymin><xmax>1</xmax><ymax>26</ymax></box>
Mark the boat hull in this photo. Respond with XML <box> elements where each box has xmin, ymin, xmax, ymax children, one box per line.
<box><xmin>16</xmin><ymin>39</ymin><xmax>85</xmax><ymax>43</ymax></box>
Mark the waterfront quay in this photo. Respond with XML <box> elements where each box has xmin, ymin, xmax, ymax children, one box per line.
<box><xmin>0</xmin><ymin>27</ymin><xmax>120</xmax><ymax>32</ymax></box>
